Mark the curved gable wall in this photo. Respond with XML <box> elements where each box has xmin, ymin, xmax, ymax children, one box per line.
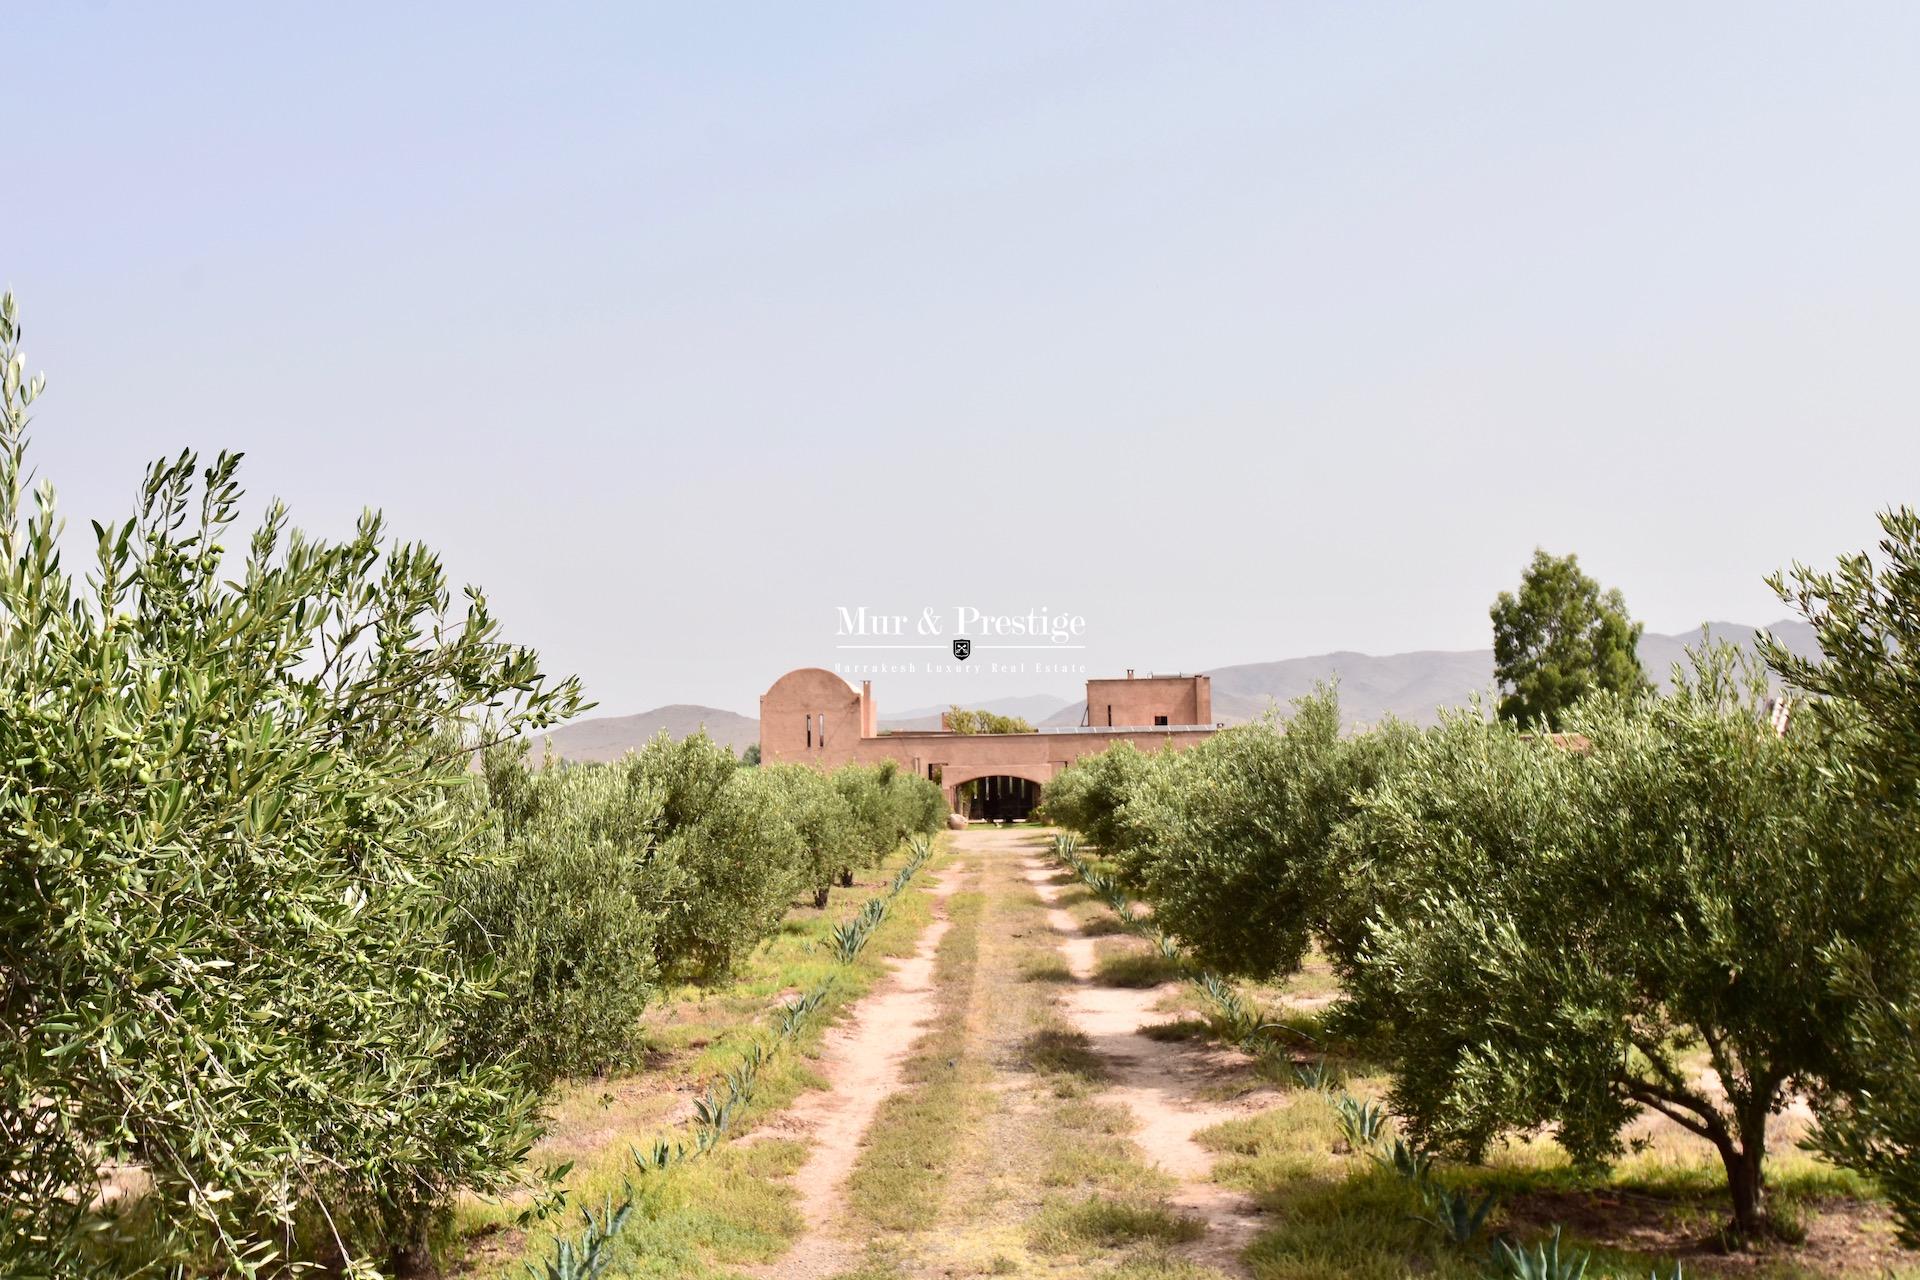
<box><xmin>760</xmin><ymin>668</ymin><xmax>864</xmax><ymax>763</ymax></box>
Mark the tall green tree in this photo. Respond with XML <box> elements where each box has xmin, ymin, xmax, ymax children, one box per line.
<box><xmin>1490</xmin><ymin>549</ymin><xmax>1651</xmax><ymax>727</ymax></box>
<box><xmin>1124</xmin><ymin>688</ymin><xmax>1417</xmax><ymax>982</ymax></box>
<box><xmin>0</xmin><ymin>292</ymin><xmax>586</xmax><ymax>1276</ymax></box>
<box><xmin>1338</xmin><ymin>649</ymin><xmax>1859</xmax><ymax>1239</ymax></box>
<box><xmin>1760</xmin><ymin>506</ymin><xmax>1920</xmax><ymax>1243</ymax></box>
<box><xmin>453</xmin><ymin>745</ymin><xmax>668</xmax><ymax>1088</ymax></box>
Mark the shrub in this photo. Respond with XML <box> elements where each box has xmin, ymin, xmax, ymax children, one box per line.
<box><xmin>0</xmin><ymin>293</ymin><xmax>585</xmax><ymax>1276</ymax></box>
<box><xmin>886</xmin><ymin>765</ymin><xmax>947</xmax><ymax>839</ymax></box>
<box><xmin>761</xmin><ymin>761</ymin><xmax>856</xmax><ymax>907</ymax></box>
<box><xmin>1038</xmin><ymin>741</ymin><xmax>1162</xmax><ymax>872</ymax></box>
<box><xmin>653</xmin><ymin>759</ymin><xmax>805</xmax><ymax>976</ymax></box>
<box><xmin>1336</xmin><ymin>647</ymin><xmax>1862</xmax><ymax>1238</ymax></box>
<box><xmin>834</xmin><ymin>761</ymin><xmax>945</xmax><ymax>875</ymax></box>
<box><xmin>1126</xmin><ymin>686</ymin><xmax>1415</xmax><ymax>980</ymax></box>
<box><xmin>1762</xmin><ymin>506</ymin><xmax>1920</xmax><ymax>1244</ymax></box>
<box><xmin>452</xmin><ymin>746</ymin><xmax>668</xmax><ymax>1086</ymax></box>
<box><xmin>628</xmin><ymin>727</ymin><xmax>737</xmax><ymax>834</ymax></box>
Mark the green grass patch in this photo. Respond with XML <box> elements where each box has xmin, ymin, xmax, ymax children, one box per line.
<box><xmin>454</xmin><ymin>838</ymin><xmax>947</xmax><ymax>1278</ymax></box>
<box><xmin>1021</xmin><ymin>1024</ymin><xmax>1109</xmax><ymax>1084</ymax></box>
<box><xmin>1093</xmin><ymin>938</ymin><xmax>1186</xmax><ymax>988</ymax></box>
<box><xmin>1139</xmin><ymin>1018</ymin><xmax>1210</xmax><ymax>1043</ymax></box>
<box><xmin>1109</xmin><ymin>1248</ymin><xmax>1235</xmax><ymax>1279</ymax></box>
<box><xmin>1026</xmin><ymin>1194</ymin><xmax>1205</xmax><ymax>1253</ymax></box>
<box><xmin>1019</xmin><ymin>951</ymin><xmax>1073</xmax><ymax>983</ymax></box>
<box><xmin>846</xmin><ymin>888</ymin><xmax>990</xmax><ymax>1232</ymax></box>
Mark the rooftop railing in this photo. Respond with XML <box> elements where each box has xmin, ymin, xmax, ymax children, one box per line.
<box><xmin>1035</xmin><ymin>724</ymin><xmax>1219</xmax><ymax>735</ymax></box>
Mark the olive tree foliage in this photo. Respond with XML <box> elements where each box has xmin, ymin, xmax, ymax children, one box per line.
<box><xmin>889</xmin><ymin>763</ymin><xmax>948</xmax><ymax>839</ymax></box>
<box><xmin>614</xmin><ymin>737</ymin><xmax>941</xmax><ymax>974</ymax></box>
<box><xmin>760</xmin><ymin>762</ymin><xmax>855</xmax><ymax>908</ymax></box>
<box><xmin>944</xmin><ymin>706</ymin><xmax>1034</xmax><ymax>734</ymax></box>
<box><xmin>452</xmin><ymin>745</ymin><xmax>671</xmax><ymax>1087</ymax></box>
<box><xmin>1336</xmin><ymin>648</ymin><xmax>1857</xmax><ymax>1239</ymax></box>
<box><xmin>1760</xmin><ymin>506</ymin><xmax>1920</xmax><ymax>1243</ymax></box>
<box><xmin>0</xmin><ymin>293</ymin><xmax>586</xmax><ymax>1276</ymax></box>
<box><xmin>1491</xmin><ymin>548</ymin><xmax>1651</xmax><ymax>729</ymax></box>
<box><xmin>623</xmin><ymin>731</ymin><xmax>797</xmax><ymax>977</ymax></box>
<box><xmin>836</xmin><ymin>761</ymin><xmax>944</xmax><ymax>866</ymax></box>
<box><xmin>1119</xmin><ymin>687</ymin><xmax>1417</xmax><ymax>981</ymax></box>
<box><xmin>1036</xmin><ymin>742</ymin><xmax>1161</xmax><ymax>876</ymax></box>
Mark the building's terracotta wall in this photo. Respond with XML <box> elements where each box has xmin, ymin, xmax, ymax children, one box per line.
<box><xmin>758</xmin><ymin>668</ymin><xmax>867</xmax><ymax>765</ymax></box>
<box><xmin>1083</xmin><ymin>674</ymin><xmax>1212</xmax><ymax>728</ymax></box>
<box><xmin>759</xmin><ymin>667</ymin><xmax>1218</xmax><ymax>810</ymax></box>
<box><xmin>854</xmin><ymin>726</ymin><xmax>1211</xmax><ymax>806</ymax></box>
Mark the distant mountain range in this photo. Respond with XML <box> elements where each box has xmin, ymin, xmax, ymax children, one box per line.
<box><xmin>1046</xmin><ymin>620</ymin><xmax>1820</xmax><ymax>729</ymax></box>
<box><xmin>533</xmin><ymin>620</ymin><xmax>1821</xmax><ymax>761</ymax></box>
<box><xmin>531</xmin><ymin>703</ymin><xmax>758</xmax><ymax>762</ymax></box>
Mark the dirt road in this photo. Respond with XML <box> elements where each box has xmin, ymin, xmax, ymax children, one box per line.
<box><xmin>757</xmin><ymin>825</ymin><xmax>1272</xmax><ymax>1279</ymax></box>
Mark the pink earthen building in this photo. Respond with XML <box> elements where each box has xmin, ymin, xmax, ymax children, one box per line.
<box><xmin>759</xmin><ymin>668</ymin><xmax>1220</xmax><ymax>819</ymax></box>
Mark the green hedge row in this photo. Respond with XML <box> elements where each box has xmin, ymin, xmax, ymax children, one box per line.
<box><xmin>1043</xmin><ymin>511</ymin><xmax>1920</xmax><ymax>1246</ymax></box>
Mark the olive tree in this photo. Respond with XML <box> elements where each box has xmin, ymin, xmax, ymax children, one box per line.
<box><xmin>1337</xmin><ymin>650</ymin><xmax>1857</xmax><ymax>1239</ymax></box>
<box><xmin>1127</xmin><ymin>687</ymin><xmax>1414</xmax><ymax>980</ymax></box>
<box><xmin>945</xmin><ymin>706</ymin><xmax>1034</xmax><ymax>734</ymax></box>
<box><xmin>762</xmin><ymin>762</ymin><xmax>857</xmax><ymax>908</ymax></box>
<box><xmin>651</xmin><ymin>753</ymin><xmax>805</xmax><ymax>976</ymax></box>
<box><xmin>895</xmin><ymin>769</ymin><xmax>947</xmax><ymax>836</ymax></box>
<box><xmin>452</xmin><ymin>746</ymin><xmax>669</xmax><ymax>1086</ymax></box>
<box><xmin>1761</xmin><ymin>506</ymin><xmax>1920</xmax><ymax>1243</ymax></box>
<box><xmin>1037</xmin><ymin>741</ymin><xmax>1162</xmax><ymax>876</ymax></box>
<box><xmin>833</xmin><ymin>761</ymin><xmax>944</xmax><ymax>884</ymax></box>
<box><xmin>0</xmin><ymin>293</ymin><xmax>585</xmax><ymax>1276</ymax></box>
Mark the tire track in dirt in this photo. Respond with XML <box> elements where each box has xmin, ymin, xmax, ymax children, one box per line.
<box><xmin>1023</xmin><ymin>855</ymin><xmax>1270</xmax><ymax>1277</ymax></box>
<box><xmin>747</xmin><ymin>859</ymin><xmax>971</xmax><ymax>1280</ymax></box>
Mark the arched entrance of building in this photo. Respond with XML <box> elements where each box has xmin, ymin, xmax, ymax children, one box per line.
<box><xmin>955</xmin><ymin>774</ymin><xmax>1041</xmax><ymax>821</ymax></box>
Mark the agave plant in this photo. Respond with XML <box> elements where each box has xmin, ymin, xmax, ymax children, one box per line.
<box><xmin>1373</xmin><ymin>1136</ymin><xmax>1433</xmax><ymax>1185</ymax></box>
<box><xmin>691</xmin><ymin>1088</ymin><xmax>741</xmax><ymax>1135</ymax></box>
<box><xmin>526</xmin><ymin>1188</ymin><xmax>634</xmax><ymax>1280</ymax></box>
<box><xmin>1414</xmin><ymin>1183</ymin><xmax>1498</xmax><ymax>1244</ymax></box>
<box><xmin>722</xmin><ymin>1060</ymin><xmax>758</xmax><ymax>1103</ymax></box>
<box><xmin>1195</xmin><ymin>971</ymin><xmax>1237</xmax><ymax>1011</ymax></box>
<box><xmin>778</xmin><ymin>982</ymin><xmax>833</xmax><ymax>1037</ymax></box>
<box><xmin>1487</xmin><ymin>1226</ymin><xmax>1590</xmax><ymax>1280</ymax></box>
<box><xmin>828</xmin><ymin>918</ymin><xmax>871</xmax><ymax>963</ymax></box>
<box><xmin>630</xmin><ymin>1137</ymin><xmax>687</xmax><ymax>1175</ymax></box>
<box><xmin>1293</xmin><ymin>1056</ymin><xmax>1332</xmax><ymax>1091</ymax></box>
<box><xmin>1334</xmin><ymin>1093</ymin><xmax>1391</xmax><ymax>1148</ymax></box>
<box><xmin>1192</xmin><ymin>973</ymin><xmax>1262</xmax><ymax>1042</ymax></box>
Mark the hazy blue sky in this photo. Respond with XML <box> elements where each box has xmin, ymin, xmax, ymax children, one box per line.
<box><xmin>10</xmin><ymin>3</ymin><xmax>1919</xmax><ymax>717</ymax></box>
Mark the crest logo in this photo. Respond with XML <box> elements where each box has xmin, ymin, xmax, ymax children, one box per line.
<box><xmin>951</xmin><ymin>637</ymin><xmax>972</xmax><ymax>661</ymax></box>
